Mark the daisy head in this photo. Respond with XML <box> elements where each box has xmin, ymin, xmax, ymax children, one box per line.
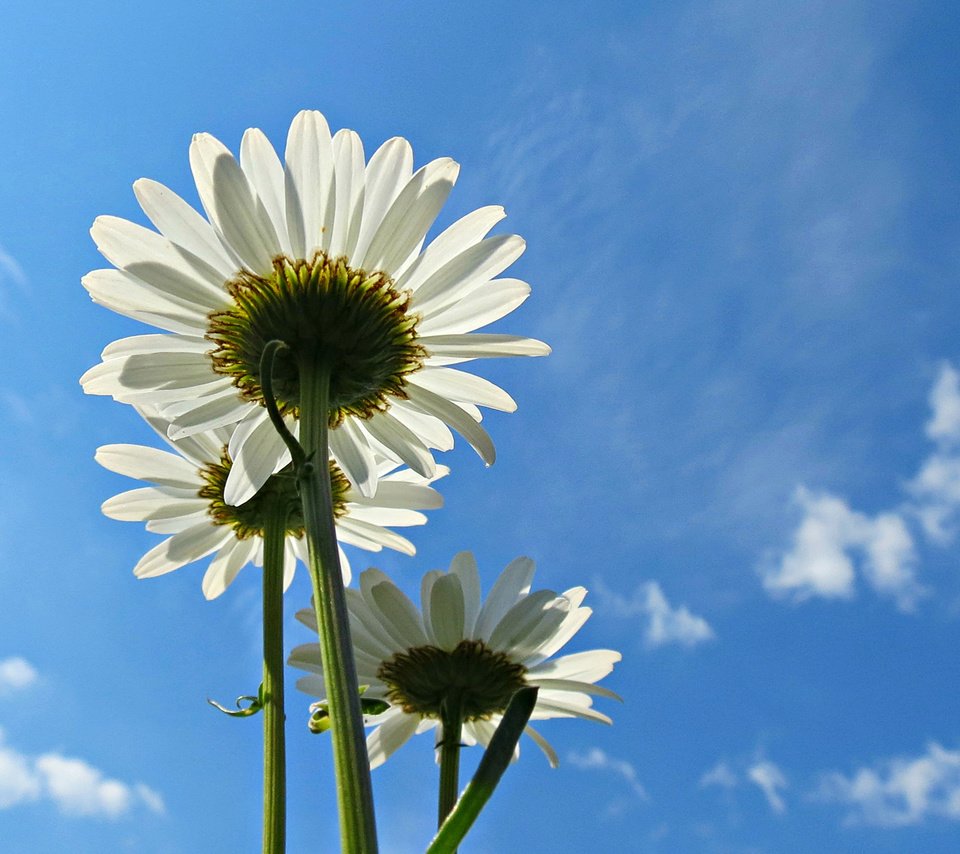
<box><xmin>96</xmin><ymin>407</ymin><xmax>446</xmax><ymax>599</ymax></box>
<box><xmin>290</xmin><ymin>552</ymin><xmax>621</xmax><ymax>768</ymax></box>
<box><xmin>81</xmin><ymin>110</ymin><xmax>550</xmax><ymax>505</ymax></box>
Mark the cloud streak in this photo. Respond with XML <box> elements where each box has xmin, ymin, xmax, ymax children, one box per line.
<box><xmin>595</xmin><ymin>579</ymin><xmax>714</xmax><ymax>648</ymax></box>
<box><xmin>814</xmin><ymin>742</ymin><xmax>960</xmax><ymax>827</ymax></box>
<box><xmin>568</xmin><ymin>747</ymin><xmax>648</xmax><ymax>801</ymax></box>
<box><xmin>0</xmin><ymin>657</ymin><xmax>38</xmax><ymax>694</ymax></box>
<box><xmin>0</xmin><ymin>728</ymin><xmax>163</xmax><ymax>819</ymax></box>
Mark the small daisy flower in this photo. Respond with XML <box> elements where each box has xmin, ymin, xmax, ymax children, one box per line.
<box><xmin>80</xmin><ymin>110</ymin><xmax>549</xmax><ymax>505</ymax></box>
<box><xmin>96</xmin><ymin>408</ymin><xmax>446</xmax><ymax>599</ymax></box>
<box><xmin>290</xmin><ymin>552</ymin><xmax>621</xmax><ymax>768</ymax></box>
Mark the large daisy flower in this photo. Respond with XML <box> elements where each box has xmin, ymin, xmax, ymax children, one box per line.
<box><xmin>289</xmin><ymin>552</ymin><xmax>621</xmax><ymax>768</ymax></box>
<box><xmin>80</xmin><ymin>110</ymin><xmax>549</xmax><ymax>506</ymax></box>
<box><xmin>96</xmin><ymin>408</ymin><xmax>446</xmax><ymax>599</ymax></box>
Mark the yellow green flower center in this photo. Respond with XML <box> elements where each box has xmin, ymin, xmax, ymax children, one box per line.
<box><xmin>198</xmin><ymin>446</ymin><xmax>350</xmax><ymax>539</ymax></box>
<box><xmin>377</xmin><ymin>639</ymin><xmax>528</xmax><ymax>720</ymax></box>
<box><xmin>206</xmin><ymin>253</ymin><xmax>425</xmax><ymax>426</ymax></box>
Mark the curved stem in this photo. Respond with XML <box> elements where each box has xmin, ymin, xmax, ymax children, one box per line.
<box><xmin>262</xmin><ymin>503</ymin><xmax>288</xmax><ymax>854</ymax></box>
<box><xmin>297</xmin><ymin>353</ymin><xmax>378</xmax><ymax>854</ymax></box>
<box><xmin>438</xmin><ymin>696</ymin><xmax>464</xmax><ymax>832</ymax></box>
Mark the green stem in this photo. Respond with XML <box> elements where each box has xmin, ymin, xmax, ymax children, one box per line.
<box><xmin>262</xmin><ymin>503</ymin><xmax>288</xmax><ymax>854</ymax></box>
<box><xmin>427</xmin><ymin>688</ymin><xmax>539</xmax><ymax>854</ymax></box>
<box><xmin>297</xmin><ymin>353</ymin><xmax>378</xmax><ymax>854</ymax></box>
<box><xmin>438</xmin><ymin>696</ymin><xmax>464</xmax><ymax>832</ymax></box>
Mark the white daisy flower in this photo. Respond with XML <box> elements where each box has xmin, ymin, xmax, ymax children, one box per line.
<box><xmin>290</xmin><ymin>552</ymin><xmax>621</xmax><ymax>769</ymax></box>
<box><xmin>96</xmin><ymin>408</ymin><xmax>447</xmax><ymax>599</ymax></box>
<box><xmin>80</xmin><ymin>110</ymin><xmax>549</xmax><ymax>506</ymax></box>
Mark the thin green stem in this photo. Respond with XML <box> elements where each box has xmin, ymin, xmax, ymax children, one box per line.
<box><xmin>438</xmin><ymin>696</ymin><xmax>464</xmax><ymax>832</ymax></box>
<box><xmin>297</xmin><ymin>353</ymin><xmax>378</xmax><ymax>854</ymax></box>
<box><xmin>427</xmin><ymin>688</ymin><xmax>539</xmax><ymax>854</ymax></box>
<box><xmin>262</xmin><ymin>502</ymin><xmax>288</xmax><ymax>854</ymax></box>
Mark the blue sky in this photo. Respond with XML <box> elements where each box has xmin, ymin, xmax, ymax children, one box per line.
<box><xmin>2</xmin><ymin>1</ymin><xmax>960</xmax><ymax>851</ymax></box>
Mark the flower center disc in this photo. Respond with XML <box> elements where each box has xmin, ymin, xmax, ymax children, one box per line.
<box><xmin>378</xmin><ymin>639</ymin><xmax>528</xmax><ymax>720</ymax></box>
<box><xmin>206</xmin><ymin>254</ymin><xmax>425</xmax><ymax>424</ymax></box>
<box><xmin>198</xmin><ymin>447</ymin><xmax>350</xmax><ymax>539</ymax></box>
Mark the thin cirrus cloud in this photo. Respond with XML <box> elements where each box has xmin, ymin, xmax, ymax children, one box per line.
<box><xmin>907</xmin><ymin>362</ymin><xmax>960</xmax><ymax>543</ymax></box>
<box><xmin>0</xmin><ymin>657</ymin><xmax>38</xmax><ymax>694</ymax></box>
<box><xmin>567</xmin><ymin>747</ymin><xmax>649</xmax><ymax>802</ymax></box>
<box><xmin>813</xmin><ymin>742</ymin><xmax>960</xmax><ymax>827</ymax></box>
<box><xmin>0</xmin><ymin>727</ymin><xmax>164</xmax><ymax>819</ymax></box>
<box><xmin>700</xmin><ymin>757</ymin><xmax>788</xmax><ymax>815</ymax></box>
<box><xmin>760</xmin><ymin>362</ymin><xmax>960</xmax><ymax>611</ymax></box>
<box><xmin>593</xmin><ymin>579</ymin><xmax>714</xmax><ymax>649</ymax></box>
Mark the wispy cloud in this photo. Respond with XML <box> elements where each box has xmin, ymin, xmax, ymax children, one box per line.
<box><xmin>0</xmin><ymin>728</ymin><xmax>163</xmax><ymax>819</ymax></box>
<box><xmin>568</xmin><ymin>747</ymin><xmax>649</xmax><ymax>802</ymax></box>
<box><xmin>699</xmin><ymin>760</ymin><xmax>737</xmax><ymax>790</ymax></box>
<box><xmin>908</xmin><ymin>363</ymin><xmax>960</xmax><ymax>543</ymax></box>
<box><xmin>594</xmin><ymin>579</ymin><xmax>714</xmax><ymax>648</ymax></box>
<box><xmin>0</xmin><ymin>657</ymin><xmax>38</xmax><ymax>695</ymax></box>
<box><xmin>699</xmin><ymin>753</ymin><xmax>788</xmax><ymax>815</ymax></box>
<box><xmin>760</xmin><ymin>486</ymin><xmax>922</xmax><ymax>612</ymax></box>
<box><xmin>0</xmin><ymin>243</ymin><xmax>27</xmax><ymax>291</ymax></box>
<box><xmin>748</xmin><ymin>760</ymin><xmax>788</xmax><ymax>815</ymax></box>
<box><xmin>814</xmin><ymin>742</ymin><xmax>960</xmax><ymax>827</ymax></box>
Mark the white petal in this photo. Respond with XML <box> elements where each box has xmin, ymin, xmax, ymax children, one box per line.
<box><xmin>82</xmin><ymin>268</ymin><xmax>211</xmax><ymax>333</ymax></box>
<box><xmin>430</xmin><ymin>574</ymin><xmax>465</xmax><ymax>650</ymax></box>
<box><xmin>361</xmin><ymin>158</ymin><xmax>459</xmax><ymax>276</ymax></box>
<box><xmin>329</xmin><ymin>128</ymin><xmax>365</xmax><ymax>258</ymax></box>
<box><xmin>370</xmin><ymin>582</ymin><xmax>429</xmax><ymax>648</ymax></box>
<box><xmin>284</xmin><ymin>110</ymin><xmax>334</xmax><ymax>258</ymax></box>
<box><xmin>421</xmin><ymin>334</ymin><xmax>552</xmax><ymax>362</ymax></box>
<box><xmin>345</xmin><ymin>505</ymin><xmax>426</xmax><ymax>528</ymax></box>
<box><xmin>408</xmin><ymin>370</ymin><xmax>516</xmax><ymax>412</ymax></box>
<box><xmin>487</xmin><ymin>590</ymin><xmax>563</xmax><ymax>653</ymax></box>
<box><xmin>91</xmin><ymin>215</ymin><xmax>226</xmax><ymax>293</ymax></box>
<box><xmin>526</xmin><ymin>650</ymin><xmax>622</xmax><ymax>684</ymax></box>
<box><xmin>361</xmin><ymin>413</ymin><xmax>437</xmax><ymax>479</ymax></box>
<box><xmin>102</xmin><ymin>486</ymin><xmax>205</xmax><ymax>521</ymax></box>
<box><xmin>404</xmin><ymin>384</ymin><xmax>495</xmax><ymax>465</ymax></box>
<box><xmin>347</xmin><ymin>480</ymin><xmax>443</xmax><ymax>511</ymax></box>
<box><xmin>346</xmin><ymin>585</ymin><xmax>401</xmax><ymax>654</ymax></box>
<box><xmin>96</xmin><ymin>444</ymin><xmax>201</xmax><ymax>487</ymax></box>
<box><xmin>524</xmin><ymin>724</ymin><xmax>559</xmax><ymax>768</ymax></box>
<box><xmin>224</xmin><ymin>410</ymin><xmax>293</xmax><ymax>506</ymax></box>
<box><xmin>530</xmin><ymin>697</ymin><xmax>612</xmax><ymax>725</ymax></box>
<box><xmin>352</xmin><ymin>137</ymin><xmax>413</xmax><ymax>266</ymax></box>
<box><xmin>239</xmin><ymin>128</ymin><xmax>290</xmax><ymax>255</ymax></box>
<box><xmin>473</xmin><ymin>557</ymin><xmax>535</xmax><ymax>642</ymax></box>
<box><xmin>358</xmin><ymin>570</ymin><xmax>420</xmax><ymax>649</ymax></box>
<box><xmin>410</xmin><ymin>234</ymin><xmax>524</xmax><ymax>315</ymax></box>
<box><xmin>419</xmin><ymin>569</ymin><xmax>444</xmax><ymax>645</ymax></box>
<box><xmin>387</xmin><ymin>403</ymin><xmax>455</xmax><ymax>451</ymax></box>
<box><xmin>367</xmin><ymin>708</ymin><xmax>419</xmax><ymax>770</ymax></box>
<box><xmin>449</xmin><ymin>552</ymin><xmax>482</xmax><ymax>639</ymax></box>
<box><xmin>133</xmin><ymin>178</ymin><xmax>237</xmax><ymax>276</ymax></box>
<box><xmin>202</xmin><ymin>537</ymin><xmax>257</xmax><ymax>599</ymax></box>
<box><xmin>189</xmin><ymin>133</ymin><xmax>280</xmax><ymax>272</ymax></box>
<box><xmin>164</xmin><ymin>386</ymin><xmax>249</xmax><ymax>436</ymax></box>
<box><xmin>398</xmin><ymin>205</ymin><xmax>505</xmax><ymax>292</ymax></box>
<box><xmin>134</xmin><ymin>522</ymin><xmax>233</xmax><ymax>578</ymax></box>
<box><xmin>524</xmin><ymin>678</ymin><xmax>621</xmax><ymax>703</ymax></box>
<box><xmin>329</xmin><ymin>419</ymin><xmax>378</xmax><ymax>498</ymax></box>
<box><xmin>417</xmin><ymin>278</ymin><xmax>531</xmax><ymax>336</ymax></box>
<box><xmin>336</xmin><ymin>516</ymin><xmax>415</xmax><ymax>555</ymax></box>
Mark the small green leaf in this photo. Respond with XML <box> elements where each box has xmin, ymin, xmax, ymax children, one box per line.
<box><xmin>208</xmin><ymin>683</ymin><xmax>265</xmax><ymax>717</ymax></box>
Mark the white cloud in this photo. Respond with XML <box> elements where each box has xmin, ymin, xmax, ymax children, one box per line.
<box><xmin>925</xmin><ymin>363</ymin><xmax>960</xmax><ymax>444</ymax></box>
<box><xmin>0</xmin><ymin>657</ymin><xmax>38</xmax><ymax>694</ymax></box>
<box><xmin>568</xmin><ymin>747</ymin><xmax>648</xmax><ymax>800</ymax></box>
<box><xmin>908</xmin><ymin>363</ymin><xmax>960</xmax><ymax>543</ymax></box>
<box><xmin>699</xmin><ymin>761</ymin><xmax>738</xmax><ymax>790</ymax></box>
<box><xmin>0</xmin><ymin>729</ymin><xmax>41</xmax><ymax>809</ymax></box>
<box><xmin>761</xmin><ymin>486</ymin><xmax>923</xmax><ymax>612</ymax></box>
<box><xmin>0</xmin><ymin>730</ymin><xmax>162</xmax><ymax>820</ymax></box>
<box><xmin>595</xmin><ymin>580</ymin><xmax>715</xmax><ymax>648</ymax></box>
<box><xmin>0</xmin><ymin>243</ymin><xmax>27</xmax><ymax>291</ymax></box>
<box><xmin>815</xmin><ymin>742</ymin><xmax>960</xmax><ymax>827</ymax></box>
<box><xmin>748</xmin><ymin>760</ymin><xmax>788</xmax><ymax>815</ymax></box>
